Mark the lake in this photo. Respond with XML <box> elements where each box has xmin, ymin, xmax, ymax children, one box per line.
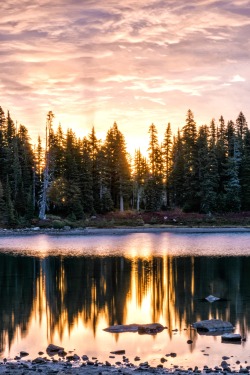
<box><xmin>0</xmin><ymin>231</ymin><xmax>250</xmax><ymax>370</ymax></box>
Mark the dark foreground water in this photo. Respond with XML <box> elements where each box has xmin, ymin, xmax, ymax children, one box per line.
<box><xmin>0</xmin><ymin>231</ymin><xmax>250</xmax><ymax>370</ymax></box>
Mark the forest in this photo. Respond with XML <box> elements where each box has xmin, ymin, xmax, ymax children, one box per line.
<box><xmin>0</xmin><ymin>105</ymin><xmax>250</xmax><ymax>227</ymax></box>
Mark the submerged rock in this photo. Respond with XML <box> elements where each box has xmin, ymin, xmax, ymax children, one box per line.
<box><xmin>46</xmin><ymin>344</ymin><xmax>65</xmax><ymax>357</ymax></box>
<box><xmin>192</xmin><ymin>319</ymin><xmax>234</xmax><ymax>333</ymax></box>
<box><xmin>104</xmin><ymin>323</ymin><xmax>166</xmax><ymax>335</ymax></box>
<box><xmin>20</xmin><ymin>351</ymin><xmax>29</xmax><ymax>357</ymax></box>
<box><xmin>221</xmin><ymin>333</ymin><xmax>242</xmax><ymax>342</ymax></box>
<box><xmin>205</xmin><ymin>295</ymin><xmax>221</xmax><ymax>303</ymax></box>
<box><xmin>110</xmin><ymin>350</ymin><xmax>125</xmax><ymax>355</ymax></box>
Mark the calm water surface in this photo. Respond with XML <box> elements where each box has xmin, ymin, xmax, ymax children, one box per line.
<box><xmin>0</xmin><ymin>232</ymin><xmax>250</xmax><ymax>370</ymax></box>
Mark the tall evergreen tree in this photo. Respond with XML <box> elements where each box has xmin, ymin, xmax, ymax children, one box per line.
<box><xmin>104</xmin><ymin>122</ymin><xmax>131</xmax><ymax>211</ymax></box>
<box><xmin>144</xmin><ymin>124</ymin><xmax>163</xmax><ymax>211</ymax></box>
<box><xmin>197</xmin><ymin>126</ymin><xmax>218</xmax><ymax>213</ymax></box>
<box><xmin>182</xmin><ymin>110</ymin><xmax>199</xmax><ymax>211</ymax></box>
<box><xmin>133</xmin><ymin>149</ymin><xmax>148</xmax><ymax>211</ymax></box>
<box><xmin>162</xmin><ymin>123</ymin><xmax>172</xmax><ymax>207</ymax></box>
<box><xmin>170</xmin><ymin>130</ymin><xmax>185</xmax><ymax>206</ymax></box>
<box><xmin>79</xmin><ymin>138</ymin><xmax>93</xmax><ymax>214</ymax></box>
<box><xmin>241</xmin><ymin>129</ymin><xmax>250</xmax><ymax>210</ymax></box>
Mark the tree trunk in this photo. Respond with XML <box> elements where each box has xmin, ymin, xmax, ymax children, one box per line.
<box><xmin>120</xmin><ymin>193</ymin><xmax>124</xmax><ymax>212</ymax></box>
<box><xmin>136</xmin><ymin>190</ymin><xmax>140</xmax><ymax>211</ymax></box>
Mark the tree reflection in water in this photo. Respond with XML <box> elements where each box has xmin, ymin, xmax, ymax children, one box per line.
<box><xmin>0</xmin><ymin>252</ymin><xmax>250</xmax><ymax>358</ymax></box>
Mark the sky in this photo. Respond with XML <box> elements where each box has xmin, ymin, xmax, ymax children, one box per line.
<box><xmin>1</xmin><ymin>0</ymin><xmax>250</xmax><ymax>154</ymax></box>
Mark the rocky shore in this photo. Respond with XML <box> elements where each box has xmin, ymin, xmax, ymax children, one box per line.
<box><xmin>1</xmin><ymin>343</ymin><xmax>250</xmax><ymax>375</ymax></box>
<box><xmin>1</xmin><ymin>356</ymin><xmax>250</xmax><ymax>375</ymax></box>
<box><xmin>1</xmin><ymin>225</ymin><xmax>250</xmax><ymax>237</ymax></box>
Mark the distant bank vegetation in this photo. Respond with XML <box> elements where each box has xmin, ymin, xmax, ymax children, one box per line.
<box><xmin>0</xmin><ymin>106</ymin><xmax>250</xmax><ymax>228</ymax></box>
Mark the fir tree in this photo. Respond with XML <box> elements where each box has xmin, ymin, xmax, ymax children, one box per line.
<box><xmin>79</xmin><ymin>138</ymin><xmax>94</xmax><ymax>214</ymax></box>
<box><xmin>104</xmin><ymin>122</ymin><xmax>131</xmax><ymax>211</ymax></box>
<box><xmin>170</xmin><ymin>130</ymin><xmax>185</xmax><ymax>206</ymax></box>
<box><xmin>240</xmin><ymin>129</ymin><xmax>250</xmax><ymax>210</ymax></box>
<box><xmin>197</xmin><ymin>126</ymin><xmax>218</xmax><ymax>213</ymax></box>
<box><xmin>145</xmin><ymin>124</ymin><xmax>163</xmax><ymax>211</ymax></box>
<box><xmin>162</xmin><ymin>123</ymin><xmax>172</xmax><ymax>207</ymax></box>
<box><xmin>133</xmin><ymin>149</ymin><xmax>148</xmax><ymax>211</ymax></box>
<box><xmin>182</xmin><ymin>110</ymin><xmax>199</xmax><ymax>211</ymax></box>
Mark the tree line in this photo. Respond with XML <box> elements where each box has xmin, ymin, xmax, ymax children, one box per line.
<box><xmin>0</xmin><ymin>105</ymin><xmax>250</xmax><ymax>226</ymax></box>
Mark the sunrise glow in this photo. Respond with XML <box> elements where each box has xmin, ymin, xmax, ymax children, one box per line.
<box><xmin>1</xmin><ymin>0</ymin><xmax>249</xmax><ymax>152</ymax></box>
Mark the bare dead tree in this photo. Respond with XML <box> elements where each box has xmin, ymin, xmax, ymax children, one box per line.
<box><xmin>39</xmin><ymin>111</ymin><xmax>54</xmax><ymax>220</ymax></box>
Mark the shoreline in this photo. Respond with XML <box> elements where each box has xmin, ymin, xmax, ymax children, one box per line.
<box><xmin>1</xmin><ymin>225</ymin><xmax>250</xmax><ymax>237</ymax></box>
<box><xmin>0</xmin><ymin>358</ymin><xmax>248</xmax><ymax>375</ymax></box>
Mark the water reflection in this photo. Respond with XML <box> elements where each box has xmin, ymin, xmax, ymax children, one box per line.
<box><xmin>1</xmin><ymin>233</ymin><xmax>250</xmax><ymax>368</ymax></box>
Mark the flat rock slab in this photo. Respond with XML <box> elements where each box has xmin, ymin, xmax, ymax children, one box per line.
<box><xmin>192</xmin><ymin>319</ymin><xmax>234</xmax><ymax>332</ymax></box>
<box><xmin>104</xmin><ymin>323</ymin><xmax>166</xmax><ymax>335</ymax></box>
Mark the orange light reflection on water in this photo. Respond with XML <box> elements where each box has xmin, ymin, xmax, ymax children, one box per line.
<box><xmin>1</xmin><ymin>233</ymin><xmax>250</xmax><ymax>369</ymax></box>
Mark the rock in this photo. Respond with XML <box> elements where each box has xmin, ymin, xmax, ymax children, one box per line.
<box><xmin>105</xmin><ymin>361</ymin><xmax>111</xmax><ymax>366</ymax></box>
<box><xmin>221</xmin><ymin>333</ymin><xmax>242</xmax><ymax>342</ymax></box>
<box><xmin>82</xmin><ymin>355</ymin><xmax>89</xmax><ymax>361</ymax></box>
<box><xmin>38</xmin><ymin>352</ymin><xmax>44</xmax><ymax>355</ymax></box>
<box><xmin>170</xmin><ymin>352</ymin><xmax>177</xmax><ymax>357</ymax></box>
<box><xmin>134</xmin><ymin>356</ymin><xmax>140</xmax><ymax>361</ymax></box>
<box><xmin>205</xmin><ymin>295</ymin><xmax>220</xmax><ymax>303</ymax></box>
<box><xmin>20</xmin><ymin>351</ymin><xmax>29</xmax><ymax>357</ymax></box>
<box><xmin>46</xmin><ymin>344</ymin><xmax>64</xmax><ymax>353</ymax></box>
<box><xmin>66</xmin><ymin>354</ymin><xmax>80</xmax><ymax>361</ymax></box>
<box><xmin>110</xmin><ymin>350</ymin><xmax>126</xmax><ymax>355</ymax></box>
<box><xmin>139</xmin><ymin>361</ymin><xmax>149</xmax><ymax>367</ymax></box>
<box><xmin>192</xmin><ymin>319</ymin><xmax>234</xmax><ymax>333</ymax></box>
<box><xmin>32</xmin><ymin>357</ymin><xmax>47</xmax><ymax>364</ymax></box>
<box><xmin>87</xmin><ymin>361</ymin><xmax>94</xmax><ymax>365</ymax></box>
<box><xmin>104</xmin><ymin>323</ymin><xmax>166</xmax><ymax>335</ymax></box>
<box><xmin>187</xmin><ymin>339</ymin><xmax>193</xmax><ymax>344</ymax></box>
<box><xmin>222</xmin><ymin>356</ymin><xmax>230</xmax><ymax>360</ymax></box>
<box><xmin>221</xmin><ymin>361</ymin><xmax>230</xmax><ymax>368</ymax></box>
<box><xmin>58</xmin><ymin>349</ymin><xmax>67</xmax><ymax>357</ymax></box>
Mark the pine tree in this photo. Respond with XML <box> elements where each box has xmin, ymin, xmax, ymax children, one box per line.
<box><xmin>79</xmin><ymin>138</ymin><xmax>93</xmax><ymax>214</ymax></box>
<box><xmin>4</xmin><ymin>176</ymin><xmax>17</xmax><ymax>226</ymax></box>
<box><xmin>50</xmin><ymin>124</ymin><xmax>65</xmax><ymax>179</ymax></box>
<box><xmin>170</xmin><ymin>130</ymin><xmax>185</xmax><ymax>206</ymax></box>
<box><xmin>133</xmin><ymin>149</ymin><xmax>149</xmax><ymax>210</ymax></box>
<box><xmin>0</xmin><ymin>107</ymin><xmax>6</xmax><ymax>182</ymax></box>
<box><xmin>197</xmin><ymin>126</ymin><xmax>218</xmax><ymax>213</ymax></box>
<box><xmin>240</xmin><ymin>129</ymin><xmax>250</xmax><ymax>210</ymax></box>
<box><xmin>104</xmin><ymin>122</ymin><xmax>131</xmax><ymax>211</ymax></box>
<box><xmin>182</xmin><ymin>110</ymin><xmax>199</xmax><ymax>211</ymax></box>
<box><xmin>87</xmin><ymin>127</ymin><xmax>104</xmax><ymax>213</ymax></box>
<box><xmin>236</xmin><ymin>111</ymin><xmax>248</xmax><ymax>144</ymax></box>
<box><xmin>216</xmin><ymin>115</ymin><xmax>227</xmax><ymax>200</ymax></box>
<box><xmin>0</xmin><ymin>181</ymin><xmax>7</xmax><ymax>224</ymax></box>
<box><xmin>144</xmin><ymin>124</ymin><xmax>163</xmax><ymax>211</ymax></box>
<box><xmin>162</xmin><ymin>123</ymin><xmax>172</xmax><ymax>207</ymax></box>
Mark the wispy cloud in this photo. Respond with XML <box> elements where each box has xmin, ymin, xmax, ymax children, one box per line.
<box><xmin>1</xmin><ymin>0</ymin><xmax>250</xmax><ymax>151</ymax></box>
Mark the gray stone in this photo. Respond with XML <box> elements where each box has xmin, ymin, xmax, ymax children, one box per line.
<box><xmin>221</xmin><ymin>333</ymin><xmax>242</xmax><ymax>342</ymax></box>
<box><xmin>104</xmin><ymin>323</ymin><xmax>166</xmax><ymax>335</ymax></box>
<box><xmin>192</xmin><ymin>319</ymin><xmax>234</xmax><ymax>332</ymax></box>
<box><xmin>205</xmin><ymin>295</ymin><xmax>220</xmax><ymax>303</ymax></box>
<box><xmin>20</xmin><ymin>351</ymin><xmax>29</xmax><ymax>357</ymax></box>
